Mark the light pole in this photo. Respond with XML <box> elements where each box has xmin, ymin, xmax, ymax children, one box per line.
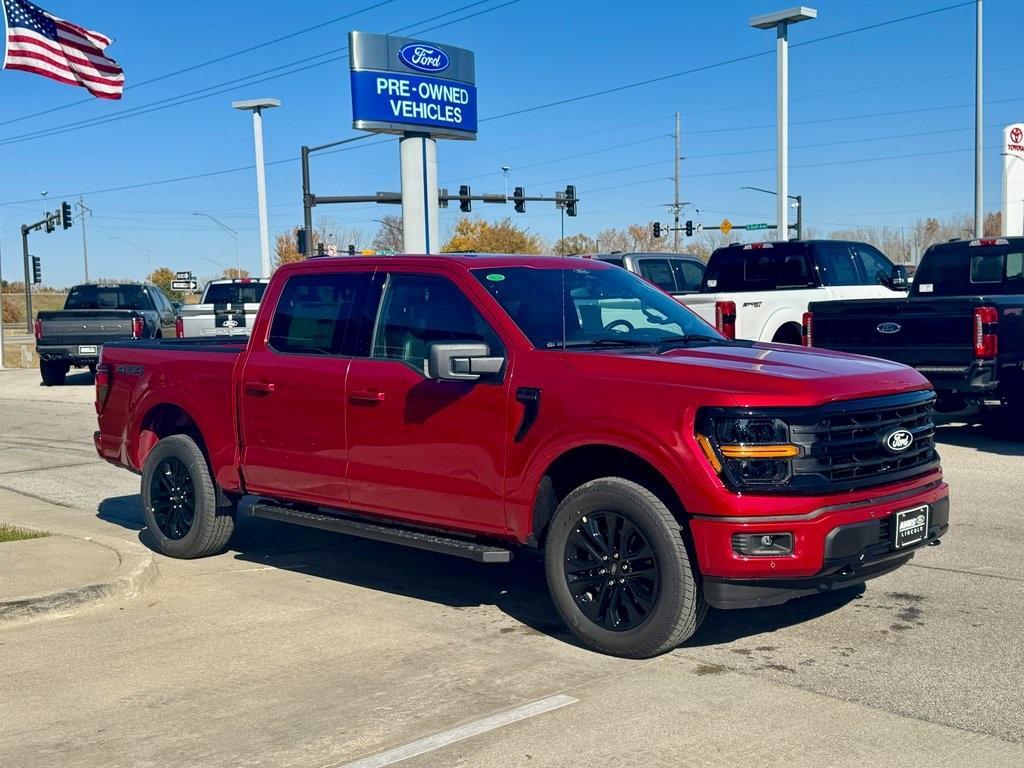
<box><xmin>750</xmin><ymin>6</ymin><xmax>817</xmax><ymax>242</ymax></box>
<box><xmin>108</xmin><ymin>236</ymin><xmax>152</xmax><ymax>277</ymax></box>
<box><xmin>500</xmin><ymin>165</ymin><xmax>511</xmax><ymax>199</ymax></box>
<box><xmin>974</xmin><ymin>0</ymin><xmax>984</xmax><ymax>238</ymax></box>
<box><xmin>232</xmin><ymin>98</ymin><xmax>280</xmax><ymax>278</ymax></box>
<box><xmin>741</xmin><ymin>185</ymin><xmax>803</xmax><ymax>239</ymax></box>
<box><xmin>193</xmin><ymin>212</ymin><xmax>240</xmax><ymax>276</ymax></box>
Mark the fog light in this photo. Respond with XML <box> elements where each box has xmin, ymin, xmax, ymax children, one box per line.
<box><xmin>732</xmin><ymin>532</ymin><xmax>794</xmax><ymax>557</ymax></box>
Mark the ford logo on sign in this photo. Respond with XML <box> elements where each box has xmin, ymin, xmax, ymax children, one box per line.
<box><xmin>877</xmin><ymin>322</ymin><xmax>901</xmax><ymax>334</ymax></box>
<box><xmin>884</xmin><ymin>428</ymin><xmax>914</xmax><ymax>453</ymax></box>
<box><xmin>398</xmin><ymin>43</ymin><xmax>450</xmax><ymax>73</ymax></box>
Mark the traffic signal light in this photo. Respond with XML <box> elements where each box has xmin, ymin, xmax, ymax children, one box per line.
<box><xmin>296</xmin><ymin>227</ymin><xmax>307</xmax><ymax>255</ymax></box>
<box><xmin>685</xmin><ymin>220</ymin><xmax>693</xmax><ymax>237</ymax></box>
<box><xmin>564</xmin><ymin>185</ymin><xmax>577</xmax><ymax>217</ymax></box>
<box><xmin>653</xmin><ymin>222</ymin><xmax>661</xmax><ymax>238</ymax></box>
<box><xmin>459</xmin><ymin>185</ymin><xmax>472</xmax><ymax>213</ymax></box>
<box><xmin>44</xmin><ymin>215</ymin><xmax>55</xmax><ymax>233</ymax></box>
<box><xmin>513</xmin><ymin>186</ymin><xmax>525</xmax><ymax>214</ymax></box>
<box><xmin>31</xmin><ymin>255</ymin><xmax>41</xmax><ymax>284</ymax></box>
<box><xmin>348</xmin><ymin>244</ymin><xmax>356</xmax><ymax>256</ymax></box>
<box><xmin>61</xmin><ymin>201</ymin><xmax>72</xmax><ymax>229</ymax></box>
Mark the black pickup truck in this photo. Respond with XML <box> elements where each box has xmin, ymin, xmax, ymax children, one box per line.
<box><xmin>35</xmin><ymin>283</ymin><xmax>177</xmax><ymax>386</ymax></box>
<box><xmin>805</xmin><ymin>237</ymin><xmax>1024</xmax><ymax>416</ymax></box>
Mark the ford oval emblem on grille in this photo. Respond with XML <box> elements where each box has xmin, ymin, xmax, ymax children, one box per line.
<box><xmin>877</xmin><ymin>322</ymin><xmax>901</xmax><ymax>334</ymax></box>
<box><xmin>398</xmin><ymin>43</ymin><xmax>450</xmax><ymax>73</ymax></box>
<box><xmin>884</xmin><ymin>428</ymin><xmax>914</xmax><ymax>453</ymax></box>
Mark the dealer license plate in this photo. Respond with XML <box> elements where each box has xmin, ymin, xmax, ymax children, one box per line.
<box><xmin>893</xmin><ymin>505</ymin><xmax>929</xmax><ymax>549</ymax></box>
<box><xmin>78</xmin><ymin>345</ymin><xmax>98</xmax><ymax>355</ymax></box>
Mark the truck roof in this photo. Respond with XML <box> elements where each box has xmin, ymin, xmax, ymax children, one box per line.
<box><xmin>281</xmin><ymin>254</ymin><xmax>608</xmax><ymax>273</ymax></box>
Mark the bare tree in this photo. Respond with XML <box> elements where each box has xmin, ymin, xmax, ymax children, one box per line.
<box><xmin>371</xmin><ymin>215</ymin><xmax>404</xmax><ymax>252</ymax></box>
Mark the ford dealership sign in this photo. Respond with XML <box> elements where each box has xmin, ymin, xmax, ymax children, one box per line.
<box><xmin>398</xmin><ymin>43</ymin><xmax>450</xmax><ymax>73</ymax></box>
<box><xmin>349</xmin><ymin>32</ymin><xmax>477</xmax><ymax>140</ymax></box>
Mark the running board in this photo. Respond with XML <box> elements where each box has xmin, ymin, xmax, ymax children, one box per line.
<box><xmin>251</xmin><ymin>503</ymin><xmax>513</xmax><ymax>563</ymax></box>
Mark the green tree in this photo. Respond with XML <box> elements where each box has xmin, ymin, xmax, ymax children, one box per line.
<box><xmin>149</xmin><ymin>267</ymin><xmax>185</xmax><ymax>303</ymax></box>
<box><xmin>553</xmin><ymin>233</ymin><xmax>597</xmax><ymax>255</ymax></box>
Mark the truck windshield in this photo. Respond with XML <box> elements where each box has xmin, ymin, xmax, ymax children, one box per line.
<box><xmin>203</xmin><ymin>282</ymin><xmax>267</xmax><ymax>304</ymax></box>
<box><xmin>473</xmin><ymin>265</ymin><xmax>719</xmax><ymax>349</ymax></box>
<box><xmin>914</xmin><ymin>243</ymin><xmax>1024</xmax><ymax>296</ymax></box>
<box><xmin>65</xmin><ymin>284</ymin><xmax>151</xmax><ymax>310</ymax></box>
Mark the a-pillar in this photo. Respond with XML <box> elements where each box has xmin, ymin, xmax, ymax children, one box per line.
<box><xmin>400</xmin><ymin>132</ymin><xmax>440</xmax><ymax>254</ymax></box>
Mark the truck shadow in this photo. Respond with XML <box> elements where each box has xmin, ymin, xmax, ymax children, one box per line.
<box><xmin>933</xmin><ymin>416</ymin><xmax>1024</xmax><ymax>457</ymax></box>
<box><xmin>97</xmin><ymin>494</ymin><xmax>865</xmax><ymax>653</ymax></box>
<box><xmin>57</xmin><ymin>370</ymin><xmax>95</xmax><ymax>387</ymax></box>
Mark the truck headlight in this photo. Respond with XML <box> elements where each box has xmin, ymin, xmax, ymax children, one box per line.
<box><xmin>697</xmin><ymin>415</ymin><xmax>798</xmax><ymax>489</ymax></box>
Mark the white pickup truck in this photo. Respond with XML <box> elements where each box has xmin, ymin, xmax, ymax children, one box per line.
<box><xmin>175</xmin><ymin>278</ymin><xmax>268</xmax><ymax>338</ymax></box>
<box><xmin>681</xmin><ymin>240</ymin><xmax>909</xmax><ymax>344</ymax></box>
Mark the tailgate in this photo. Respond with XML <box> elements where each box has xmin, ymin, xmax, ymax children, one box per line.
<box><xmin>809</xmin><ymin>298</ymin><xmax>977</xmax><ymax>367</ymax></box>
<box><xmin>38</xmin><ymin>311</ymin><xmax>136</xmax><ymax>346</ymax></box>
<box><xmin>180</xmin><ymin>302</ymin><xmax>259</xmax><ymax>336</ymax></box>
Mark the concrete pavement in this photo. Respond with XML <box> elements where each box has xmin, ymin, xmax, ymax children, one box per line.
<box><xmin>0</xmin><ymin>368</ymin><xmax>1022</xmax><ymax>767</ymax></box>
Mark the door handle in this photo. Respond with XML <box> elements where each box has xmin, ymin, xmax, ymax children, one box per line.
<box><xmin>350</xmin><ymin>389</ymin><xmax>386</xmax><ymax>403</ymax></box>
<box><xmin>245</xmin><ymin>381</ymin><xmax>276</xmax><ymax>396</ymax></box>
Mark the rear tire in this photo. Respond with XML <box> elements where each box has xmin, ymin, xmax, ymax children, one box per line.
<box><xmin>141</xmin><ymin>434</ymin><xmax>235</xmax><ymax>558</ymax></box>
<box><xmin>544</xmin><ymin>477</ymin><xmax>704</xmax><ymax>658</ymax></box>
<box><xmin>40</xmin><ymin>360</ymin><xmax>67</xmax><ymax>386</ymax></box>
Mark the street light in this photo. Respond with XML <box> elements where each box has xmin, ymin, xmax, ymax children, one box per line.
<box><xmin>232</xmin><ymin>98</ymin><xmax>280</xmax><ymax>278</ymax></box>
<box><xmin>193</xmin><ymin>212</ymin><xmax>240</xmax><ymax>276</ymax></box>
<box><xmin>750</xmin><ymin>6</ymin><xmax>817</xmax><ymax>242</ymax></box>
<box><xmin>108</xmin><ymin>236</ymin><xmax>152</xmax><ymax>277</ymax></box>
<box><xmin>741</xmin><ymin>185</ymin><xmax>803</xmax><ymax>239</ymax></box>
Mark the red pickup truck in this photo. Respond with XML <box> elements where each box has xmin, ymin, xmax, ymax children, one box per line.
<box><xmin>94</xmin><ymin>255</ymin><xmax>949</xmax><ymax>658</ymax></box>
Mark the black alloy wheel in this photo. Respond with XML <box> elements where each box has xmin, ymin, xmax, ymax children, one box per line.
<box><xmin>564</xmin><ymin>510</ymin><xmax>659</xmax><ymax>632</ymax></box>
<box><xmin>149</xmin><ymin>456</ymin><xmax>196</xmax><ymax>540</ymax></box>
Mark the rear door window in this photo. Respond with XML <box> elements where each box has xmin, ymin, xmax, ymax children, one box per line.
<box><xmin>636</xmin><ymin>258</ymin><xmax>676</xmax><ymax>291</ymax></box>
<box><xmin>268</xmin><ymin>273</ymin><xmax>376</xmax><ymax>356</ymax></box>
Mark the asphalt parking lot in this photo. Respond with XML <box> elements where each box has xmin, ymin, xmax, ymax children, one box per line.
<box><xmin>1</xmin><ymin>367</ymin><xmax>1022</xmax><ymax>767</ymax></box>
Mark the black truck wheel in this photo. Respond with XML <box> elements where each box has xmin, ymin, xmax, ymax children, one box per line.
<box><xmin>141</xmin><ymin>434</ymin><xmax>235</xmax><ymax>558</ymax></box>
<box><xmin>39</xmin><ymin>360</ymin><xmax>68</xmax><ymax>386</ymax></box>
<box><xmin>544</xmin><ymin>477</ymin><xmax>705</xmax><ymax>658</ymax></box>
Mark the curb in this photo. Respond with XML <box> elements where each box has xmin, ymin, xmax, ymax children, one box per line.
<box><xmin>0</xmin><ymin>527</ymin><xmax>158</xmax><ymax>623</ymax></box>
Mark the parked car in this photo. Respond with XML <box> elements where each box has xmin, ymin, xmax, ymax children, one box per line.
<box><xmin>34</xmin><ymin>283</ymin><xmax>176</xmax><ymax>386</ymax></box>
<box><xmin>175</xmin><ymin>278</ymin><xmax>268</xmax><ymax>338</ymax></box>
<box><xmin>592</xmin><ymin>252</ymin><xmax>705</xmax><ymax>296</ymax></box>
<box><xmin>681</xmin><ymin>240</ymin><xmax>909</xmax><ymax>344</ymax></box>
<box><xmin>805</xmin><ymin>236</ymin><xmax>1024</xmax><ymax>416</ymax></box>
<box><xmin>94</xmin><ymin>254</ymin><xmax>948</xmax><ymax>658</ymax></box>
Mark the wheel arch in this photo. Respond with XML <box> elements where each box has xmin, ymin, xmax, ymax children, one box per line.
<box><xmin>771</xmin><ymin>320</ymin><xmax>803</xmax><ymax>345</ymax></box>
<box><xmin>530</xmin><ymin>443</ymin><xmax>688</xmax><ymax>548</ymax></box>
<box><xmin>136</xmin><ymin>402</ymin><xmax>208</xmax><ymax>469</ymax></box>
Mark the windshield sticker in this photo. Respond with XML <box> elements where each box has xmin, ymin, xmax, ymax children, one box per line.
<box><xmin>485</xmin><ymin>273</ymin><xmax>505</xmax><ymax>282</ymax></box>
<box><xmin>919</xmin><ymin>283</ymin><xmax>933</xmax><ymax>293</ymax></box>
<box><xmin>706</xmin><ymin>279</ymin><xmax>717</xmax><ymax>287</ymax></box>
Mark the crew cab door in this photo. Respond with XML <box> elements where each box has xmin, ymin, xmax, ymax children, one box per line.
<box><xmin>239</xmin><ymin>270</ymin><xmax>378</xmax><ymax>507</ymax></box>
<box><xmin>345</xmin><ymin>270</ymin><xmax>511</xmax><ymax>534</ymax></box>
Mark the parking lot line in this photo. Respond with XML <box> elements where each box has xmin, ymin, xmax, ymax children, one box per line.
<box><xmin>336</xmin><ymin>694</ymin><xmax>578</xmax><ymax>768</ymax></box>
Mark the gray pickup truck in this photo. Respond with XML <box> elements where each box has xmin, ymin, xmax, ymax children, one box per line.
<box><xmin>591</xmin><ymin>252</ymin><xmax>705</xmax><ymax>296</ymax></box>
<box><xmin>176</xmin><ymin>278</ymin><xmax>268</xmax><ymax>338</ymax></box>
<box><xmin>35</xmin><ymin>283</ymin><xmax>177</xmax><ymax>385</ymax></box>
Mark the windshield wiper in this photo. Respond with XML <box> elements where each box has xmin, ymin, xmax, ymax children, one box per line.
<box><xmin>555</xmin><ymin>338</ymin><xmax>656</xmax><ymax>348</ymax></box>
<box><xmin>656</xmin><ymin>334</ymin><xmax>729</xmax><ymax>353</ymax></box>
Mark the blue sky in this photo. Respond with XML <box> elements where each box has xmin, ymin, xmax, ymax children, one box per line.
<box><xmin>0</xmin><ymin>0</ymin><xmax>1017</xmax><ymax>286</ymax></box>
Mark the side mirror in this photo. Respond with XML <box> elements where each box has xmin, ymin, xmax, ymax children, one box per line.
<box><xmin>427</xmin><ymin>343</ymin><xmax>504</xmax><ymax>381</ymax></box>
<box><xmin>886</xmin><ymin>265</ymin><xmax>909</xmax><ymax>290</ymax></box>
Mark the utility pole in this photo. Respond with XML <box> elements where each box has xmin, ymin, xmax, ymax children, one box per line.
<box><xmin>78</xmin><ymin>196</ymin><xmax>92</xmax><ymax>282</ymax></box>
<box><xmin>21</xmin><ymin>226</ymin><xmax>31</xmax><ymax>333</ymax></box>
<box><xmin>673</xmin><ymin>111</ymin><xmax>681</xmax><ymax>252</ymax></box>
<box><xmin>974</xmin><ymin>0</ymin><xmax>983</xmax><ymax>237</ymax></box>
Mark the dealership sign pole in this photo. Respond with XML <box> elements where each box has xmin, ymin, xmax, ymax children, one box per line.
<box><xmin>1002</xmin><ymin>123</ymin><xmax>1024</xmax><ymax>237</ymax></box>
<box><xmin>349</xmin><ymin>32</ymin><xmax>477</xmax><ymax>254</ymax></box>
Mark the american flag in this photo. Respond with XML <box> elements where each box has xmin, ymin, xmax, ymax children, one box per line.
<box><xmin>2</xmin><ymin>0</ymin><xmax>123</xmax><ymax>99</ymax></box>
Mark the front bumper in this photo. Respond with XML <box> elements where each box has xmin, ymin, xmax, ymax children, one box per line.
<box><xmin>692</xmin><ymin>480</ymin><xmax>949</xmax><ymax>609</ymax></box>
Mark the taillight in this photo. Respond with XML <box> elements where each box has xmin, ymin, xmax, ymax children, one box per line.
<box><xmin>973</xmin><ymin>306</ymin><xmax>998</xmax><ymax>359</ymax></box>
<box><xmin>131</xmin><ymin>316</ymin><xmax>144</xmax><ymax>339</ymax></box>
<box><xmin>715</xmin><ymin>300</ymin><xmax>736</xmax><ymax>340</ymax></box>
<box><xmin>175</xmin><ymin>316</ymin><xmax>184</xmax><ymax>338</ymax></box>
<box><xmin>33</xmin><ymin>318</ymin><xmax>42</xmax><ymax>340</ymax></box>
<box><xmin>801</xmin><ymin>311</ymin><xmax>813</xmax><ymax>347</ymax></box>
<box><xmin>95</xmin><ymin>362</ymin><xmax>111</xmax><ymax>414</ymax></box>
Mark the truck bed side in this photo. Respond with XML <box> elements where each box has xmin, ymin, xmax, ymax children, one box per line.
<box><xmin>95</xmin><ymin>338</ymin><xmax>247</xmax><ymax>491</ymax></box>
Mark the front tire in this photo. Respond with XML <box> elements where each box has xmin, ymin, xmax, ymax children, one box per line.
<box><xmin>544</xmin><ymin>477</ymin><xmax>704</xmax><ymax>658</ymax></box>
<box><xmin>40</xmin><ymin>360</ymin><xmax>67</xmax><ymax>386</ymax></box>
<box><xmin>141</xmin><ymin>434</ymin><xmax>235</xmax><ymax>558</ymax></box>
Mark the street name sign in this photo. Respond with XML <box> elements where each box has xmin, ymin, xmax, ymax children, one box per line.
<box><xmin>171</xmin><ymin>280</ymin><xmax>198</xmax><ymax>292</ymax></box>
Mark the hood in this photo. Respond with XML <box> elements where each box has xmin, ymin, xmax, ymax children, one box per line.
<box><xmin>566</xmin><ymin>342</ymin><xmax>931</xmax><ymax>407</ymax></box>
